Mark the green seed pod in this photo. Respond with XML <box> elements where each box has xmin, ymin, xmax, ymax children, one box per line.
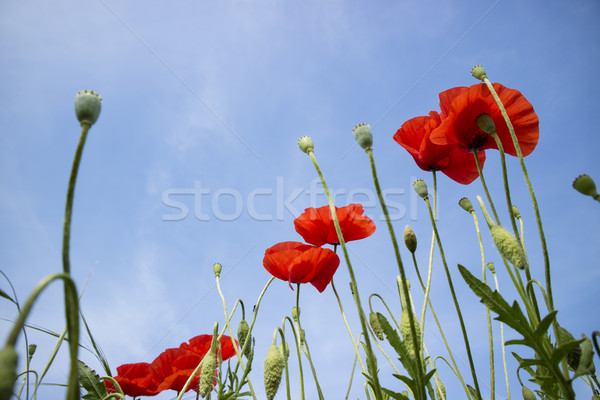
<box><xmin>213</xmin><ymin>263</ymin><xmax>222</xmax><ymax>277</ymax></box>
<box><xmin>522</xmin><ymin>386</ymin><xmax>536</xmax><ymax>400</ymax></box>
<box><xmin>558</xmin><ymin>327</ymin><xmax>580</xmax><ymax>371</ymax></box>
<box><xmin>237</xmin><ymin>320</ymin><xmax>252</xmax><ymax>358</ymax></box>
<box><xmin>413</xmin><ymin>180</ymin><xmax>428</xmax><ymax>199</ymax></box>
<box><xmin>352</xmin><ymin>123</ymin><xmax>373</xmax><ymax>149</ymax></box>
<box><xmin>435</xmin><ymin>380</ymin><xmax>446</xmax><ymax>400</ymax></box>
<box><xmin>369</xmin><ymin>312</ymin><xmax>384</xmax><ymax>340</ymax></box>
<box><xmin>490</xmin><ymin>225</ymin><xmax>527</xmax><ymax>270</ymax></box>
<box><xmin>74</xmin><ymin>90</ymin><xmax>102</xmax><ymax>126</ymax></box>
<box><xmin>27</xmin><ymin>344</ymin><xmax>37</xmax><ymax>362</ymax></box>
<box><xmin>400</xmin><ymin>310</ymin><xmax>420</xmax><ymax>360</ymax></box>
<box><xmin>0</xmin><ymin>346</ymin><xmax>18</xmax><ymax>400</ymax></box>
<box><xmin>198</xmin><ymin>349</ymin><xmax>217</xmax><ymax>397</ymax></box>
<box><xmin>476</xmin><ymin>113</ymin><xmax>496</xmax><ymax>134</ymax></box>
<box><xmin>458</xmin><ymin>197</ymin><xmax>473</xmax><ymax>213</ymax></box>
<box><xmin>297</xmin><ymin>136</ymin><xmax>314</xmax><ymax>154</ymax></box>
<box><xmin>403</xmin><ymin>225</ymin><xmax>417</xmax><ymax>253</ymax></box>
<box><xmin>471</xmin><ymin>65</ymin><xmax>487</xmax><ymax>81</ymax></box>
<box><xmin>264</xmin><ymin>344</ymin><xmax>284</xmax><ymax>400</ymax></box>
<box><xmin>572</xmin><ymin>174</ymin><xmax>598</xmax><ymax>197</ymax></box>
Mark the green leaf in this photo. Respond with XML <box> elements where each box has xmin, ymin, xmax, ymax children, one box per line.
<box><xmin>381</xmin><ymin>387</ymin><xmax>410</xmax><ymax>400</ymax></box>
<box><xmin>0</xmin><ymin>288</ymin><xmax>15</xmax><ymax>303</ymax></box>
<box><xmin>78</xmin><ymin>360</ymin><xmax>107</xmax><ymax>400</ymax></box>
<box><xmin>376</xmin><ymin>313</ymin><xmax>417</xmax><ymax>376</ymax></box>
<box><xmin>467</xmin><ymin>384</ymin><xmax>482</xmax><ymax>400</ymax></box>
<box><xmin>533</xmin><ymin>311</ymin><xmax>558</xmax><ymax>339</ymax></box>
<box><xmin>551</xmin><ymin>339</ymin><xmax>583</xmax><ymax>367</ymax></box>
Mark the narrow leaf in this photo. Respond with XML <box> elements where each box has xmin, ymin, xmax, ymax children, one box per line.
<box><xmin>78</xmin><ymin>360</ymin><xmax>107</xmax><ymax>400</ymax></box>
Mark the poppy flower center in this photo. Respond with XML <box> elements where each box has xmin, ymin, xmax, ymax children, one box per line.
<box><xmin>469</xmin><ymin>128</ymin><xmax>489</xmax><ymax>151</ymax></box>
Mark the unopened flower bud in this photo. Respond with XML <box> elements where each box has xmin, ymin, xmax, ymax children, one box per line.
<box><xmin>292</xmin><ymin>306</ymin><xmax>300</xmax><ymax>321</ymax></box>
<box><xmin>413</xmin><ymin>180</ymin><xmax>428</xmax><ymax>199</ymax></box>
<box><xmin>403</xmin><ymin>225</ymin><xmax>417</xmax><ymax>253</ymax></box>
<box><xmin>400</xmin><ymin>310</ymin><xmax>420</xmax><ymax>360</ymax></box>
<box><xmin>279</xmin><ymin>342</ymin><xmax>289</xmax><ymax>360</ymax></box>
<box><xmin>198</xmin><ymin>348</ymin><xmax>217</xmax><ymax>397</ymax></box>
<box><xmin>435</xmin><ymin>381</ymin><xmax>446</xmax><ymax>400</ymax></box>
<box><xmin>264</xmin><ymin>344</ymin><xmax>284</xmax><ymax>400</ymax></box>
<box><xmin>490</xmin><ymin>225</ymin><xmax>527</xmax><ymax>270</ymax></box>
<box><xmin>0</xmin><ymin>346</ymin><xmax>18</xmax><ymax>400</ymax></box>
<box><xmin>352</xmin><ymin>123</ymin><xmax>373</xmax><ymax>149</ymax></box>
<box><xmin>476</xmin><ymin>113</ymin><xmax>496</xmax><ymax>134</ymax></box>
<box><xmin>573</xmin><ymin>174</ymin><xmax>598</xmax><ymax>198</ymax></box>
<box><xmin>522</xmin><ymin>386</ymin><xmax>536</xmax><ymax>400</ymax></box>
<box><xmin>471</xmin><ymin>65</ymin><xmax>487</xmax><ymax>81</ymax></box>
<box><xmin>237</xmin><ymin>320</ymin><xmax>252</xmax><ymax>358</ymax></box>
<box><xmin>512</xmin><ymin>205</ymin><xmax>521</xmax><ymax>219</ymax></box>
<box><xmin>213</xmin><ymin>263</ymin><xmax>222</xmax><ymax>277</ymax></box>
<box><xmin>27</xmin><ymin>344</ymin><xmax>37</xmax><ymax>361</ymax></box>
<box><xmin>487</xmin><ymin>262</ymin><xmax>495</xmax><ymax>273</ymax></box>
<box><xmin>297</xmin><ymin>136</ymin><xmax>314</xmax><ymax>154</ymax></box>
<box><xmin>75</xmin><ymin>90</ymin><xmax>102</xmax><ymax>126</ymax></box>
<box><xmin>458</xmin><ymin>197</ymin><xmax>473</xmax><ymax>213</ymax></box>
<box><xmin>369</xmin><ymin>312</ymin><xmax>384</xmax><ymax>340</ymax></box>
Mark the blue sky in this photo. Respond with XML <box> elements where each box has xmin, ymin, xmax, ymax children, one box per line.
<box><xmin>1</xmin><ymin>0</ymin><xmax>599</xmax><ymax>398</ymax></box>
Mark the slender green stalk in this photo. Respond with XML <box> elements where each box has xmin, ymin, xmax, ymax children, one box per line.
<box><xmin>473</xmin><ymin>149</ymin><xmax>500</xmax><ymax>224</ymax></box>
<box><xmin>294</xmin><ymin>284</ymin><xmax>324</xmax><ymax>400</ymax></box>
<box><xmin>364</xmin><ymin>147</ymin><xmax>425</xmax><ymax>399</ymax></box>
<box><xmin>423</xmin><ymin>196</ymin><xmax>482</xmax><ymax>399</ymax></box>
<box><xmin>345</xmin><ymin>345</ymin><xmax>359</xmax><ymax>400</ymax></box>
<box><xmin>490</xmin><ymin>268</ymin><xmax>511</xmax><ymax>400</ymax></box>
<box><xmin>284</xmin><ymin>316</ymin><xmax>305</xmax><ymax>400</ymax></box>
<box><xmin>306</xmin><ymin>149</ymin><xmax>384</xmax><ymax>400</ymax></box>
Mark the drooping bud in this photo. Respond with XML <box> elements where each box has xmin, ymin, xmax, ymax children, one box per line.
<box><xmin>490</xmin><ymin>225</ymin><xmax>527</xmax><ymax>270</ymax></box>
<box><xmin>403</xmin><ymin>225</ymin><xmax>417</xmax><ymax>253</ymax></box>
<box><xmin>369</xmin><ymin>312</ymin><xmax>384</xmax><ymax>340</ymax></box>
<box><xmin>279</xmin><ymin>342</ymin><xmax>289</xmax><ymax>360</ymax></box>
<box><xmin>471</xmin><ymin>65</ymin><xmax>487</xmax><ymax>81</ymax></box>
<box><xmin>198</xmin><ymin>347</ymin><xmax>217</xmax><ymax>397</ymax></box>
<box><xmin>352</xmin><ymin>123</ymin><xmax>373</xmax><ymax>149</ymax></box>
<box><xmin>291</xmin><ymin>307</ymin><xmax>300</xmax><ymax>321</ymax></box>
<box><xmin>297</xmin><ymin>136</ymin><xmax>314</xmax><ymax>154</ymax></box>
<box><xmin>400</xmin><ymin>310</ymin><xmax>421</xmax><ymax>360</ymax></box>
<box><xmin>522</xmin><ymin>386</ymin><xmax>536</xmax><ymax>400</ymax></box>
<box><xmin>413</xmin><ymin>180</ymin><xmax>428</xmax><ymax>199</ymax></box>
<box><xmin>476</xmin><ymin>113</ymin><xmax>496</xmax><ymax>134</ymax></box>
<box><xmin>573</xmin><ymin>174</ymin><xmax>599</xmax><ymax>198</ymax></box>
<box><xmin>458</xmin><ymin>197</ymin><xmax>474</xmax><ymax>213</ymax></box>
<box><xmin>435</xmin><ymin>380</ymin><xmax>446</xmax><ymax>400</ymax></box>
<box><xmin>213</xmin><ymin>263</ymin><xmax>222</xmax><ymax>277</ymax></box>
<box><xmin>74</xmin><ymin>90</ymin><xmax>102</xmax><ymax>126</ymax></box>
<box><xmin>237</xmin><ymin>320</ymin><xmax>252</xmax><ymax>358</ymax></box>
<box><xmin>263</xmin><ymin>344</ymin><xmax>284</xmax><ymax>400</ymax></box>
<box><xmin>0</xmin><ymin>346</ymin><xmax>18</xmax><ymax>400</ymax></box>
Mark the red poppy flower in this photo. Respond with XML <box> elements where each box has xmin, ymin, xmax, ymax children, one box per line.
<box><xmin>105</xmin><ymin>362</ymin><xmax>160</xmax><ymax>397</ymax></box>
<box><xmin>180</xmin><ymin>334</ymin><xmax>238</xmax><ymax>362</ymax></box>
<box><xmin>151</xmin><ymin>348</ymin><xmax>203</xmax><ymax>393</ymax></box>
<box><xmin>393</xmin><ymin>110</ymin><xmax>486</xmax><ymax>184</ymax></box>
<box><xmin>263</xmin><ymin>241</ymin><xmax>340</xmax><ymax>292</ymax></box>
<box><xmin>431</xmin><ymin>83</ymin><xmax>539</xmax><ymax>156</ymax></box>
<box><xmin>294</xmin><ymin>204</ymin><xmax>376</xmax><ymax>246</ymax></box>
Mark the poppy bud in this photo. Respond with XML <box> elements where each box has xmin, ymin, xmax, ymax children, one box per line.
<box><xmin>572</xmin><ymin>174</ymin><xmax>599</xmax><ymax>198</ymax></box>
<box><xmin>400</xmin><ymin>310</ymin><xmax>420</xmax><ymax>360</ymax></box>
<box><xmin>471</xmin><ymin>65</ymin><xmax>487</xmax><ymax>81</ymax></box>
<box><xmin>413</xmin><ymin>180</ymin><xmax>428</xmax><ymax>199</ymax></box>
<box><xmin>74</xmin><ymin>90</ymin><xmax>102</xmax><ymax>126</ymax></box>
<box><xmin>198</xmin><ymin>348</ymin><xmax>217</xmax><ymax>397</ymax></box>
<box><xmin>403</xmin><ymin>225</ymin><xmax>417</xmax><ymax>253</ymax></box>
<box><xmin>237</xmin><ymin>320</ymin><xmax>252</xmax><ymax>358</ymax></box>
<box><xmin>490</xmin><ymin>225</ymin><xmax>527</xmax><ymax>270</ymax></box>
<box><xmin>352</xmin><ymin>123</ymin><xmax>373</xmax><ymax>149</ymax></box>
<box><xmin>476</xmin><ymin>113</ymin><xmax>496</xmax><ymax>134</ymax></box>
<box><xmin>522</xmin><ymin>386</ymin><xmax>536</xmax><ymax>400</ymax></box>
<box><xmin>213</xmin><ymin>263</ymin><xmax>222</xmax><ymax>277</ymax></box>
<box><xmin>512</xmin><ymin>205</ymin><xmax>521</xmax><ymax>219</ymax></box>
<box><xmin>369</xmin><ymin>312</ymin><xmax>384</xmax><ymax>340</ymax></box>
<box><xmin>297</xmin><ymin>136</ymin><xmax>314</xmax><ymax>154</ymax></box>
<box><xmin>27</xmin><ymin>344</ymin><xmax>37</xmax><ymax>361</ymax></box>
<box><xmin>435</xmin><ymin>381</ymin><xmax>446</xmax><ymax>400</ymax></box>
<box><xmin>292</xmin><ymin>306</ymin><xmax>300</xmax><ymax>321</ymax></box>
<box><xmin>279</xmin><ymin>342</ymin><xmax>289</xmax><ymax>360</ymax></box>
<box><xmin>264</xmin><ymin>344</ymin><xmax>284</xmax><ymax>400</ymax></box>
<box><xmin>487</xmin><ymin>262</ymin><xmax>495</xmax><ymax>273</ymax></box>
<box><xmin>0</xmin><ymin>346</ymin><xmax>18</xmax><ymax>400</ymax></box>
<box><xmin>458</xmin><ymin>197</ymin><xmax>473</xmax><ymax>213</ymax></box>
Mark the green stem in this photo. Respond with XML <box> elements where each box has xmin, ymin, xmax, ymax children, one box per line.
<box><xmin>306</xmin><ymin>149</ymin><xmax>383</xmax><ymax>400</ymax></box>
<box><xmin>490</xmin><ymin>269</ymin><xmax>511</xmax><ymax>400</ymax></box>
<box><xmin>365</xmin><ymin>147</ymin><xmax>425</xmax><ymax>399</ymax></box>
<box><xmin>284</xmin><ymin>316</ymin><xmax>305</xmax><ymax>400</ymax></box>
<box><xmin>424</xmin><ymin>197</ymin><xmax>482</xmax><ymax>399</ymax></box>
<box><xmin>473</xmin><ymin>149</ymin><xmax>500</xmax><ymax>224</ymax></box>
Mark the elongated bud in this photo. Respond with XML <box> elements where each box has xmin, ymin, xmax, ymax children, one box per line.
<box><xmin>291</xmin><ymin>306</ymin><xmax>300</xmax><ymax>321</ymax></box>
<box><xmin>213</xmin><ymin>263</ymin><xmax>222</xmax><ymax>277</ymax></box>
<box><xmin>0</xmin><ymin>346</ymin><xmax>18</xmax><ymax>400</ymax></box>
<box><xmin>75</xmin><ymin>90</ymin><xmax>102</xmax><ymax>126</ymax></box>
<box><xmin>476</xmin><ymin>113</ymin><xmax>496</xmax><ymax>134</ymax></box>
<box><xmin>403</xmin><ymin>225</ymin><xmax>417</xmax><ymax>253</ymax></box>
<box><xmin>400</xmin><ymin>310</ymin><xmax>420</xmax><ymax>360</ymax></box>
<box><xmin>435</xmin><ymin>381</ymin><xmax>446</xmax><ymax>400</ymax></box>
<box><xmin>471</xmin><ymin>65</ymin><xmax>487</xmax><ymax>81</ymax></box>
<box><xmin>369</xmin><ymin>312</ymin><xmax>384</xmax><ymax>340</ymax></box>
<box><xmin>573</xmin><ymin>174</ymin><xmax>599</xmax><ymax>198</ymax></box>
<box><xmin>413</xmin><ymin>180</ymin><xmax>428</xmax><ymax>199</ymax></box>
<box><xmin>352</xmin><ymin>123</ymin><xmax>373</xmax><ymax>149</ymax></box>
<box><xmin>27</xmin><ymin>344</ymin><xmax>37</xmax><ymax>362</ymax></box>
<box><xmin>297</xmin><ymin>136</ymin><xmax>314</xmax><ymax>154</ymax></box>
<box><xmin>237</xmin><ymin>320</ymin><xmax>252</xmax><ymax>358</ymax></box>
<box><xmin>522</xmin><ymin>386</ymin><xmax>536</xmax><ymax>400</ymax></box>
<box><xmin>490</xmin><ymin>225</ymin><xmax>527</xmax><ymax>270</ymax></box>
<box><xmin>458</xmin><ymin>197</ymin><xmax>473</xmax><ymax>213</ymax></box>
<box><xmin>264</xmin><ymin>344</ymin><xmax>284</xmax><ymax>400</ymax></box>
<box><xmin>198</xmin><ymin>347</ymin><xmax>216</xmax><ymax>397</ymax></box>
<box><xmin>512</xmin><ymin>205</ymin><xmax>521</xmax><ymax>219</ymax></box>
